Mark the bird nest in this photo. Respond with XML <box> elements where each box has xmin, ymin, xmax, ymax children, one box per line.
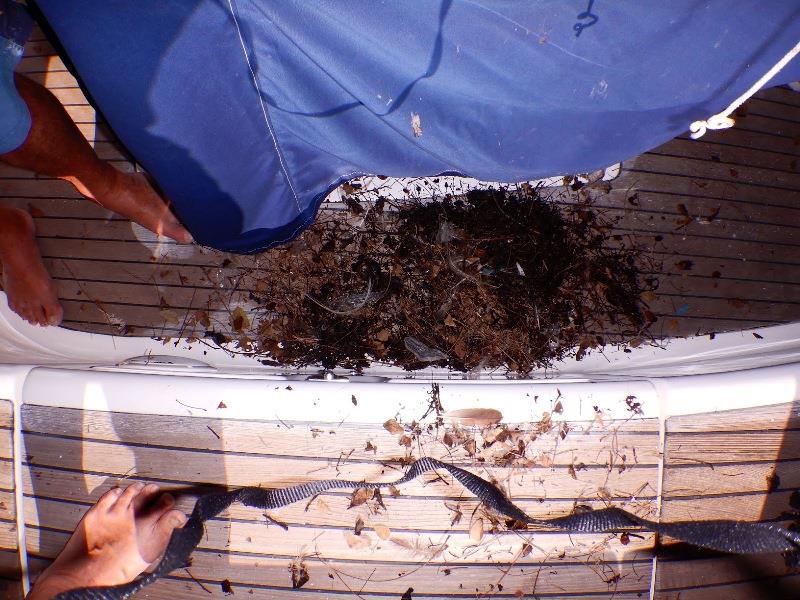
<box><xmin>223</xmin><ymin>183</ymin><xmax>658</xmax><ymax>375</ymax></box>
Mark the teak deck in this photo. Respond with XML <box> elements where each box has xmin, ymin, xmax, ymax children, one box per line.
<box><xmin>1</xmin><ymin>23</ymin><xmax>800</xmax><ymax>600</ymax></box>
<box><xmin>1</xmin><ymin>28</ymin><xmax>799</xmax><ymax>345</ymax></box>
<box><xmin>0</xmin><ymin>400</ymin><xmax>799</xmax><ymax>599</ymax></box>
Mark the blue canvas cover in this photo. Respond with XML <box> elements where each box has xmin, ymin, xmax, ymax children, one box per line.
<box><xmin>32</xmin><ymin>1</ymin><xmax>800</xmax><ymax>253</ymax></box>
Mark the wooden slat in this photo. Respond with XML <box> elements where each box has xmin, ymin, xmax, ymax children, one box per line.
<box><xmin>654</xmin><ymin>573</ymin><xmax>800</xmax><ymax>600</ymax></box>
<box><xmin>27</xmin><ymin>500</ymin><xmax>653</xmax><ymax>565</ymax></box>
<box><xmin>604</xmin><ymin>187</ymin><xmax>800</xmax><ymax>230</ymax></box>
<box><xmin>21</xmin><ymin>205</ymin><xmax>800</xmax><ymax>266</ymax></box>
<box><xmin>42</xmin><ymin>259</ymin><xmax>800</xmax><ymax>308</ymax></box>
<box><xmin>667</xmin><ymin>402</ymin><xmax>800</xmax><ymax>433</ymax></box>
<box><xmin>656</xmin><ymin>553</ymin><xmax>798</xmax><ymax>592</ymax></box>
<box><xmin>0</xmin><ymin>403</ymin><xmax>11</xmax><ymax>431</ymax></box>
<box><xmin>666</xmin><ymin>431</ymin><xmax>800</xmax><ymax>464</ymax></box>
<box><xmin>0</xmin><ymin>548</ymin><xmax>22</xmax><ymax>600</ymax></box>
<box><xmin>660</xmin><ymin>491</ymin><xmax>795</xmax><ymax>522</ymax></box>
<box><xmin>22</xmin><ymin>71</ymin><xmax>79</xmax><ymax>90</ymax></box>
<box><xmin>22</xmin><ymin>40</ymin><xmax>57</xmax><ymax>58</ymax></box>
<box><xmin>23</xmin><ymin>466</ymin><xmax>655</xmax><ymax>533</ymax></box>
<box><xmin>677</xmin><ymin>126</ymin><xmax>800</xmax><ymax>157</ymax></box>
<box><xmin>0</xmin><ymin>522</ymin><xmax>16</xmax><ymax>555</ymax></box>
<box><xmin>0</xmin><ymin>463</ymin><xmax>13</xmax><ymax>495</ymax></box>
<box><xmin>649</xmin><ymin>138</ymin><xmax>799</xmax><ymax>173</ymax></box>
<box><xmin>20</xmin><ymin>406</ymin><xmax>661</xmax><ymax>465</ymax></box>
<box><xmin>25</xmin><ymin>251</ymin><xmax>800</xmax><ymax>296</ymax></box>
<box><xmin>0</xmin><ymin>438</ymin><xmax>12</xmax><ymax>463</ymax></box>
<box><xmin>613</xmin><ymin>170</ymin><xmax>799</xmax><ymax>210</ymax></box>
<box><xmin>21</xmin><ymin>434</ymin><xmax>659</xmax><ymax>504</ymax></box>
<box><xmin>0</xmin><ymin>494</ymin><xmax>13</xmax><ymax>525</ymax></box>
<box><xmin>22</xmin><ymin>521</ymin><xmax>651</xmax><ymax>596</ymax></box>
<box><xmin>630</xmin><ymin>153</ymin><xmax>800</xmax><ymax>191</ymax></box>
<box><xmin>663</xmin><ymin>461</ymin><xmax>800</xmax><ymax>497</ymax></box>
<box><xmin>43</xmin><ymin>574</ymin><xmax>649</xmax><ymax>600</ymax></box>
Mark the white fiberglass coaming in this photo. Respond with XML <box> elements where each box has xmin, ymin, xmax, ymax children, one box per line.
<box><xmin>0</xmin><ymin>292</ymin><xmax>799</xmax><ymax>423</ymax></box>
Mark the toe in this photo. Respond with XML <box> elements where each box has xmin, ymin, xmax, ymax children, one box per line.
<box><xmin>113</xmin><ymin>481</ymin><xmax>145</xmax><ymax>512</ymax></box>
<box><xmin>31</xmin><ymin>305</ymin><xmax>47</xmax><ymax>327</ymax></box>
<box><xmin>164</xmin><ymin>221</ymin><xmax>193</xmax><ymax>245</ymax></box>
<box><xmin>132</xmin><ymin>483</ymin><xmax>161</xmax><ymax>514</ymax></box>
<box><xmin>96</xmin><ymin>486</ymin><xmax>123</xmax><ymax>510</ymax></box>
<box><xmin>137</xmin><ymin>492</ymin><xmax>176</xmax><ymax>530</ymax></box>
<box><xmin>44</xmin><ymin>301</ymin><xmax>63</xmax><ymax>327</ymax></box>
<box><xmin>142</xmin><ymin>509</ymin><xmax>186</xmax><ymax>563</ymax></box>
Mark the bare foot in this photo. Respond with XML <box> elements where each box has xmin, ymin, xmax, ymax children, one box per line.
<box><xmin>0</xmin><ymin>207</ymin><xmax>63</xmax><ymax>327</ymax></box>
<box><xmin>70</xmin><ymin>169</ymin><xmax>193</xmax><ymax>244</ymax></box>
<box><xmin>28</xmin><ymin>483</ymin><xmax>186</xmax><ymax>599</ymax></box>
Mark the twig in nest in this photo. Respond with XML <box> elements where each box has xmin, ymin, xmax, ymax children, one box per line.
<box><xmin>304</xmin><ymin>278</ymin><xmax>374</xmax><ymax>315</ymax></box>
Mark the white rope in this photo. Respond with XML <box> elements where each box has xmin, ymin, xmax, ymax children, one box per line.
<box><xmin>689</xmin><ymin>39</ymin><xmax>800</xmax><ymax>139</ymax></box>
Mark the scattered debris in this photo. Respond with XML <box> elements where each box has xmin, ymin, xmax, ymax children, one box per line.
<box><xmin>624</xmin><ymin>395</ymin><xmax>643</xmax><ymax>415</ymax></box>
<box><xmin>411</xmin><ymin>112</ymin><xmax>423</xmax><ymax>137</ymax></box>
<box><xmin>289</xmin><ymin>559</ymin><xmax>310</xmax><ymax>589</ymax></box>
<box><xmin>767</xmin><ymin>472</ymin><xmax>780</xmax><ymax>494</ymax></box>
<box><xmin>354</xmin><ymin>516</ymin><xmax>365</xmax><ymax>535</ymax></box>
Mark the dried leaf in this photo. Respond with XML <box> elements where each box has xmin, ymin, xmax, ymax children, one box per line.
<box><xmin>521</xmin><ymin>542</ymin><xmax>533</xmax><ymax>557</ymax></box>
<box><xmin>469</xmin><ymin>518</ymin><xmax>485</xmax><ymax>543</ymax></box>
<box><xmin>194</xmin><ymin>310</ymin><xmax>211</xmax><ymax>328</ymax></box>
<box><xmin>217</xmin><ymin>401</ymin><xmax>227</xmax><ymax>409</ymax></box>
<box><xmin>221</xmin><ymin>579</ymin><xmax>234</xmax><ymax>595</ymax></box>
<box><xmin>230</xmin><ymin>306</ymin><xmax>251</xmax><ymax>333</ymax></box>
<box><xmin>620</xmin><ymin>532</ymin><xmax>630</xmax><ymax>546</ymax></box>
<box><xmin>398</xmin><ymin>435</ymin><xmax>412</xmax><ymax>448</ymax></box>
<box><xmin>383</xmin><ymin>419</ymin><xmax>404</xmax><ymax>435</ymax></box>
<box><xmin>289</xmin><ymin>561</ymin><xmax>309</xmax><ymax>589</ymax></box>
<box><xmin>553</xmin><ymin>400</ymin><xmax>563</xmax><ymax>414</ymax></box>
<box><xmin>444</xmin><ymin>314</ymin><xmax>456</xmax><ymax>327</ymax></box>
<box><xmin>364</xmin><ymin>440</ymin><xmax>377</xmax><ymax>453</ymax></box>
<box><xmin>538</xmin><ymin>453</ymin><xmax>554</xmax><ymax>467</ymax></box>
<box><xmin>349</xmin><ymin>488</ymin><xmax>373</xmax><ymax>508</ymax></box>
<box><xmin>375</xmin><ymin>328</ymin><xmax>390</xmax><ymax>342</ymax></box>
<box><xmin>675</xmin><ymin>260</ymin><xmax>693</xmax><ymax>271</ymax></box>
<box><xmin>373</xmin><ymin>524</ymin><xmax>391</xmax><ymax>540</ymax></box>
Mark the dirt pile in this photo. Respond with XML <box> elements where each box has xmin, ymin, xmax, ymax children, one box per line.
<box><xmin>240</xmin><ymin>184</ymin><xmax>657</xmax><ymax>374</ymax></box>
